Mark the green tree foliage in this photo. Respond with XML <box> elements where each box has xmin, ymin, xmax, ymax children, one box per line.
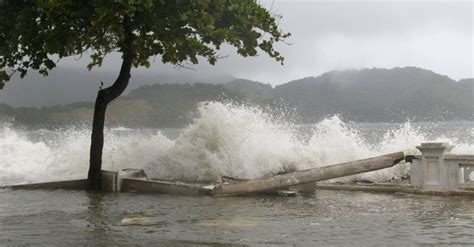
<box><xmin>0</xmin><ymin>0</ymin><xmax>289</xmax><ymax>87</ymax></box>
<box><xmin>0</xmin><ymin>0</ymin><xmax>289</xmax><ymax>188</ymax></box>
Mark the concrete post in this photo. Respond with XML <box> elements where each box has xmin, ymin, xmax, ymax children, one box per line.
<box><xmin>413</xmin><ymin>142</ymin><xmax>455</xmax><ymax>190</ymax></box>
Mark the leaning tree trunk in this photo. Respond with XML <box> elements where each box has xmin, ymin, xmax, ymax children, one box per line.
<box><xmin>88</xmin><ymin>17</ymin><xmax>134</xmax><ymax>190</ymax></box>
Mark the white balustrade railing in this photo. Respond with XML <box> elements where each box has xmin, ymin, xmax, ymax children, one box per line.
<box><xmin>410</xmin><ymin>143</ymin><xmax>474</xmax><ymax>190</ymax></box>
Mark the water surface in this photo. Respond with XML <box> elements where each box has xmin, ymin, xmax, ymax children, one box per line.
<box><xmin>1</xmin><ymin>189</ymin><xmax>473</xmax><ymax>246</ymax></box>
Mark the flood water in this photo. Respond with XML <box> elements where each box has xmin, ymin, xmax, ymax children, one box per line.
<box><xmin>1</xmin><ymin>189</ymin><xmax>473</xmax><ymax>246</ymax></box>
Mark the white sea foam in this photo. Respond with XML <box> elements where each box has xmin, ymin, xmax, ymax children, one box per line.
<box><xmin>0</xmin><ymin>126</ymin><xmax>173</xmax><ymax>185</ymax></box>
<box><xmin>0</xmin><ymin>102</ymin><xmax>473</xmax><ymax>185</ymax></box>
<box><xmin>144</xmin><ymin>103</ymin><xmax>472</xmax><ymax>183</ymax></box>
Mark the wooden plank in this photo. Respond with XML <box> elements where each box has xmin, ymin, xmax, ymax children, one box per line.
<box><xmin>212</xmin><ymin>152</ymin><xmax>404</xmax><ymax>196</ymax></box>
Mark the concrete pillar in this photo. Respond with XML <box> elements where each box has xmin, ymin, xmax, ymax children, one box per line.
<box><xmin>413</xmin><ymin>142</ymin><xmax>456</xmax><ymax>190</ymax></box>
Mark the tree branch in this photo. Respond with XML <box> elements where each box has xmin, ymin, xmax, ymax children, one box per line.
<box><xmin>101</xmin><ymin>15</ymin><xmax>135</xmax><ymax>103</ymax></box>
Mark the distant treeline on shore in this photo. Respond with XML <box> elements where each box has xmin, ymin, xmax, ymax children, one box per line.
<box><xmin>1</xmin><ymin>67</ymin><xmax>473</xmax><ymax>129</ymax></box>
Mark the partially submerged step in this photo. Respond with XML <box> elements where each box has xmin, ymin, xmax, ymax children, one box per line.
<box><xmin>2</xmin><ymin>179</ymin><xmax>88</xmax><ymax>190</ymax></box>
<box><xmin>120</xmin><ymin>178</ymin><xmax>213</xmax><ymax>196</ymax></box>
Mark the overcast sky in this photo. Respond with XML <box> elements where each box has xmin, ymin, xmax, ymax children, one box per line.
<box><xmin>59</xmin><ymin>0</ymin><xmax>473</xmax><ymax>86</ymax></box>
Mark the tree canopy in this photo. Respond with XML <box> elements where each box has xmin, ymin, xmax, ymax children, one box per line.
<box><xmin>0</xmin><ymin>0</ymin><xmax>289</xmax><ymax>88</ymax></box>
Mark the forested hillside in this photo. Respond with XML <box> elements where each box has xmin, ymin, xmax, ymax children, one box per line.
<box><xmin>1</xmin><ymin>67</ymin><xmax>472</xmax><ymax>129</ymax></box>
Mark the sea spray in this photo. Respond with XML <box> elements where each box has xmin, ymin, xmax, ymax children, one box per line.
<box><xmin>145</xmin><ymin>102</ymin><xmax>301</xmax><ymax>182</ymax></box>
<box><xmin>0</xmin><ymin>126</ymin><xmax>173</xmax><ymax>185</ymax></box>
<box><xmin>0</xmin><ymin>101</ymin><xmax>473</xmax><ymax>185</ymax></box>
<box><xmin>143</xmin><ymin>102</ymin><xmax>474</xmax><ymax>182</ymax></box>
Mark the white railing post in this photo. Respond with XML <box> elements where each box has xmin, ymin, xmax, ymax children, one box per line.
<box><xmin>412</xmin><ymin>142</ymin><xmax>455</xmax><ymax>190</ymax></box>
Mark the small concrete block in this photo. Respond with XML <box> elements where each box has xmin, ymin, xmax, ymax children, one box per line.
<box><xmin>118</xmin><ymin>168</ymin><xmax>147</xmax><ymax>191</ymax></box>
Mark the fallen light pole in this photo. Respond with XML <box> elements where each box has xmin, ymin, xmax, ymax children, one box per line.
<box><xmin>211</xmin><ymin>152</ymin><xmax>404</xmax><ymax>196</ymax></box>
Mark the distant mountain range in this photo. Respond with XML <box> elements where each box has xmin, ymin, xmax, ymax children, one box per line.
<box><xmin>274</xmin><ymin>67</ymin><xmax>473</xmax><ymax>122</ymax></box>
<box><xmin>0</xmin><ymin>67</ymin><xmax>472</xmax><ymax>128</ymax></box>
